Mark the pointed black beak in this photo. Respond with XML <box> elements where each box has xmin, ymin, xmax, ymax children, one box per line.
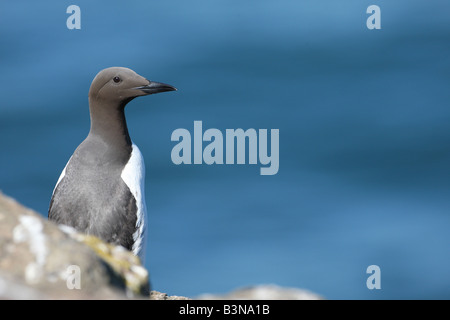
<box><xmin>134</xmin><ymin>81</ymin><xmax>177</xmax><ymax>95</ymax></box>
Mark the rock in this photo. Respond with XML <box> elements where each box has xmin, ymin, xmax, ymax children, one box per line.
<box><xmin>61</xmin><ymin>227</ymin><xmax>149</xmax><ymax>297</ymax></box>
<box><xmin>150</xmin><ymin>290</ymin><xmax>191</xmax><ymax>300</ymax></box>
<box><xmin>0</xmin><ymin>191</ymin><xmax>149</xmax><ymax>299</ymax></box>
<box><xmin>196</xmin><ymin>284</ymin><xmax>323</xmax><ymax>300</ymax></box>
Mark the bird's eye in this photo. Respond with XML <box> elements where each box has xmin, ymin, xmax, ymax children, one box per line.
<box><xmin>113</xmin><ymin>76</ymin><xmax>121</xmax><ymax>83</ymax></box>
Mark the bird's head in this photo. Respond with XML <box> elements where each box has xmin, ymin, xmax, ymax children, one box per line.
<box><xmin>88</xmin><ymin>67</ymin><xmax>176</xmax><ymax>104</ymax></box>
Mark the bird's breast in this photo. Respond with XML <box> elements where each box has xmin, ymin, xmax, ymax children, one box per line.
<box><xmin>120</xmin><ymin>143</ymin><xmax>147</xmax><ymax>262</ymax></box>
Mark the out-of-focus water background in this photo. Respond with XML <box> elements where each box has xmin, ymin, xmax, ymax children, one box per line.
<box><xmin>1</xmin><ymin>0</ymin><xmax>449</xmax><ymax>299</ymax></box>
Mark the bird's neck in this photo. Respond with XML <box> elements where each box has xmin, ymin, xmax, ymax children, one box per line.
<box><xmin>88</xmin><ymin>97</ymin><xmax>133</xmax><ymax>149</ymax></box>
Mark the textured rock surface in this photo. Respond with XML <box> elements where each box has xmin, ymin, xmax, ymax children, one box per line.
<box><xmin>63</xmin><ymin>228</ymin><xmax>149</xmax><ymax>296</ymax></box>
<box><xmin>150</xmin><ymin>290</ymin><xmax>191</xmax><ymax>300</ymax></box>
<box><xmin>196</xmin><ymin>284</ymin><xmax>323</xmax><ymax>300</ymax></box>
<box><xmin>0</xmin><ymin>191</ymin><xmax>148</xmax><ymax>299</ymax></box>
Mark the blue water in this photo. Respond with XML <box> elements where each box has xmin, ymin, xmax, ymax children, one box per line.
<box><xmin>1</xmin><ymin>0</ymin><xmax>450</xmax><ymax>299</ymax></box>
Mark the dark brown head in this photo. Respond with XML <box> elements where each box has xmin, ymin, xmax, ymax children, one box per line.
<box><xmin>89</xmin><ymin>67</ymin><xmax>176</xmax><ymax>104</ymax></box>
<box><xmin>87</xmin><ymin>67</ymin><xmax>176</xmax><ymax>144</ymax></box>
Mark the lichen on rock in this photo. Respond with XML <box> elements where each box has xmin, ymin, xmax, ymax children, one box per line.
<box><xmin>0</xmin><ymin>191</ymin><xmax>149</xmax><ymax>299</ymax></box>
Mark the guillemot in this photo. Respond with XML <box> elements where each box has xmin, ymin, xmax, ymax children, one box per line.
<box><xmin>48</xmin><ymin>67</ymin><xmax>176</xmax><ymax>263</ymax></box>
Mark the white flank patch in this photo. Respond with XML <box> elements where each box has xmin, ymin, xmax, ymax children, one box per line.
<box><xmin>52</xmin><ymin>156</ymin><xmax>72</xmax><ymax>196</ymax></box>
<box><xmin>13</xmin><ymin>215</ymin><xmax>48</xmax><ymax>284</ymax></box>
<box><xmin>58</xmin><ymin>224</ymin><xmax>78</xmax><ymax>235</ymax></box>
<box><xmin>120</xmin><ymin>143</ymin><xmax>147</xmax><ymax>263</ymax></box>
